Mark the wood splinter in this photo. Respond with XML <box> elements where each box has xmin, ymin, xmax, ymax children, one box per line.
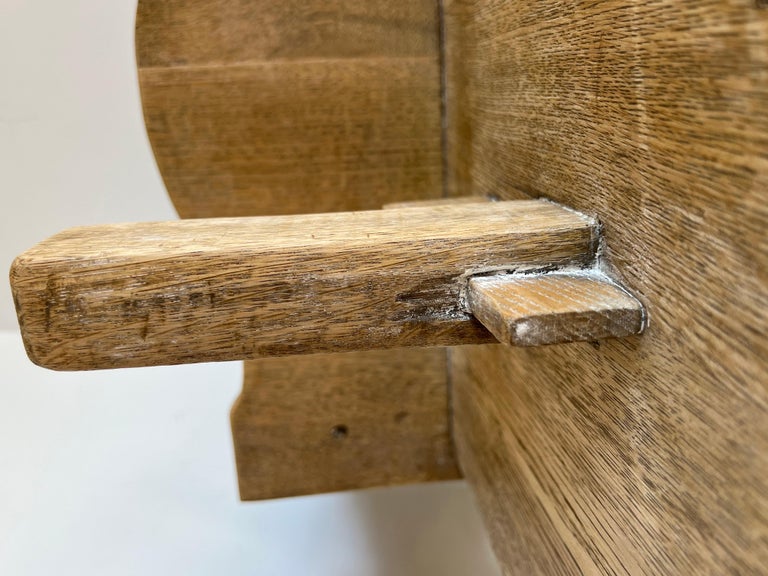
<box><xmin>10</xmin><ymin>199</ymin><xmax>644</xmax><ymax>371</ymax></box>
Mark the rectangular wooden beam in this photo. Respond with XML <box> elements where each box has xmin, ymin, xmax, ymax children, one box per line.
<box><xmin>11</xmin><ymin>200</ymin><xmax>597</xmax><ymax>370</ymax></box>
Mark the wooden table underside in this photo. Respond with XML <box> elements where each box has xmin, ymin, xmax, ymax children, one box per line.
<box><xmin>137</xmin><ymin>1</ymin><xmax>768</xmax><ymax>573</ymax></box>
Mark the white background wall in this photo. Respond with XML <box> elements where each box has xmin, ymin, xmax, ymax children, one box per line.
<box><xmin>0</xmin><ymin>2</ymin><xmax>500</xmax><ymax>575</ymax></box>
<box><xmin>0</xmin><ymin>0</ymin><xmax>176</xmax><ymax>332</ymax></box>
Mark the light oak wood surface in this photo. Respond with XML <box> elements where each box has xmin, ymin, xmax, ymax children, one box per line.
<box><xmin>136</xmin><ymin>0</ymin><xmax>443</xmax><ymax>218</ymax></box>
<box><xmin>231</xmin><ymin>347</ymin><xmax>460</xmax><ymax>500</ymax></box>
<box><xmin>11</xmin><ymin>200</ymin><xmax>596</xmax><ymax>370</ymax></box>
<box><xmin>135</xmin><ymin>0</ymin><xmax>456</xmax><ymax>502</ymax></box>
<box><xmin>445</xmin><ymin>0</ymin><xmax>768</xmax><ymax>573</ymax></box>
<box><xmin>138</xmin><ymin>59</ymin><xmax>442</xmax><ymax>218</ymax></box>
<box><xmin>467</xmin><ymin>273</ymin><xmax>645</xmax><ymax>347</ymax></box>
<box><xmin>12</xmin><ymin>1</ymin><xmax>764</xmax><ymax>568</ymax></box>
<box><xmin>136</xmin><ymin>0</ymin><xmax>438</xmax><ymax>66</ymax></box>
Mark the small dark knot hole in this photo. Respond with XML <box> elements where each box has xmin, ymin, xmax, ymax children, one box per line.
<box><xmin>331</xmin><ymin>424</ymin><xmax>348</xmax><ymax>439</ymax></box>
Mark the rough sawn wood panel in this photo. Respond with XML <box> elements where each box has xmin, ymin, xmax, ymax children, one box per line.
<box><xmin>445</xmin><ymin>0</ymin><xmax>768</xmax><ymax>574</ymax></box>
<box><xmin>135</xmin><ymin>0</ymin><xmax>454</xmax><ymax>501</ymax></box>
<box><xmin>136</xmin><ymin>0</ymin><xmax>438</xmax><ymax>66</ymax></box>
<box><xmin>11</xmin><ymin>201</ymin><xmax>596</xmax><ymax>370</ymax></box>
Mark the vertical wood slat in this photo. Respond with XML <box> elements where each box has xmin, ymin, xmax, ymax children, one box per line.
<box><xmin>11</xmin><ymin>200</ymin><xmax>597</xmax><ymax>371</ymax></box>
<box><xmin>135</xmin><ymin>0</ymin><xmax>455</xmax><ymax>503</ymax></box>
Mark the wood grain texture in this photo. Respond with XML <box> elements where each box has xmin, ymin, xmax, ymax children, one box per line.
<box><xmin>136</xmin><ymin>0</ymin><xmax>443</xmax><ymax>218</ymax></box>
<box><xmin>135</xmin><ymin>0</ymin><xmax>450</xmax><ymax>500</ymax></box>
<box><xmin>467</xmin><ymin>272</ymin><xmax>645</xmax><ymax>347</ymax></box>
<box><xmin>233</xmin><ymin>199</ymin><xmax>493</xmax><ymax>499</ymax></box>
<box><xmin>136</xmin><ymin>0</ymin><xmax>438</xmax><ymax>67</ymax></box>
<box><xmin>445</xmin><ymin>0</ymin><xmax>768</xmax><ymax>573</ymax></box>
<box><xmin>139</xmin><ymin>59</ymin><xmax>442</xmax><ymax>218</ymax></box>
<box><xmin>232</xmin><ymin>347</ymin><xmax>460</xmax><ymax>500</ymax></box>
<box><xmin>383</xmin><ymin>195</ymin><xmax>492</xmax><ymax>210</ymax></box>
<box><xmin>11</xmin><ymin>200</ymin><xmax>597</xmax><ymax>370</ymax></box>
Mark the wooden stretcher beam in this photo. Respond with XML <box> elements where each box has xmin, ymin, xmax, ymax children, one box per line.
<box><xmin>11</xmin><ymin>200</ymin><xmax>601</xmax><ymax>370</ymax></box>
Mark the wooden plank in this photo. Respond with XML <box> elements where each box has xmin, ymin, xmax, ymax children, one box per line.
<box><xmin>231</xmin><ymin>347</ymin><xmax>460</xmax><ymax>500</ymax></box>
<box><xmin>139</xmin><ymin>58</ymin><xmax>442</xmax><ymax>218</ymax></box>
<box><xmin>136</xmin><ymin>0</ymin><xmax>439</xmax><ymax>67</ymax></box>
<box><xmin>445</xmin><ymin>1</ymin><xmax>768</xmax><ymax>573</ymax></box>
<box><xmin>467</xmin><ymin>272</ymin><xmax>645</xmax><ymax>346</ymax></box>
<box><xmin>11</xmin><ymin>200</ymin><xmax>597</xmax><ymax>370</ymax></box>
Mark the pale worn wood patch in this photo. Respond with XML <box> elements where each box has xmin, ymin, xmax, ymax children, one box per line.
<box><xmin>467</xmin><ymin>273</ymin><xmax>645</xmax><ymax>346</ymax></box>
<box><xmin>232</xmin><ymin>347</ymin><xmax>460</xmax><ymax>500</ymax></box>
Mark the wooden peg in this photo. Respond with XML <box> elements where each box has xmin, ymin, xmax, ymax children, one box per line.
<box><xmin>467</xmin><ymin>272</ymin><xmax>646</xmax><ymax>346</ymax></box>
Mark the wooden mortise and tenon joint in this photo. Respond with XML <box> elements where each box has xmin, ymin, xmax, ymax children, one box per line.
<box><xmin>10</xmin><ymin>199</ymin><xmax>645</xmax><ymax>371</ymax></box>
